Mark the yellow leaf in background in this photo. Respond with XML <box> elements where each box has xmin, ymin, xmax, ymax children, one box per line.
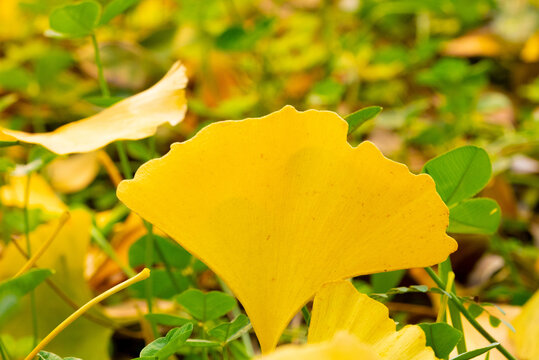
<box><xmin>46</xmin><ymin>152</ymin><xmax>100</xmax><ymax>194</ymax></box>
<box><xmin>308</xmin><ymin>281</ymin><xmax>394</xmax><ymax>344</ymax></box>
<box><xmin>0</xmin><ymin>0</ymin><xmax>24</xmax><ymax>41</ymax></box>
<box><xmin>521</xmin><ymin>32</ymin><xmax>539</xmax><ymax>63</ymax></box>
<box><xmin>0</xmin><ymin>173</ymin><xmax>67</xmax><ymax>214</ymax></box>
<box><xmin>2</xmin><ymin>62</ymin><xmax>188</xmax><ymax>155</ymax></box>
<box><xmin>0</xmin><ymin>210</ymin><xmax>112</xmax><ymax>360</ymax></box>
<box><xmin>256</xmin><ymin>331</ymin><xmax>381</xmax><ymax>360</ymax></box>
<box><xmin>117</xmin><ymin>106</ymin><xmax>456</xmax><ymax>352</ymax></box>
<box><xmin>457</xmin><ymin>304</ymin><xmax>519</xmax><ymax>360</ymax></box>
<box><xmin>513</xmin><ymin>290</ymin><xmax>539</xmax><ymax>360</ymax></box>
<box><xmin>309</xmin><ymin>281</ymin><xmax>437</xmax><ymax>360</ymax></box>
<box><xmin>442</xmin><ymin>33</ymin><xmax>502</xmax><ymax>57</ymax></box>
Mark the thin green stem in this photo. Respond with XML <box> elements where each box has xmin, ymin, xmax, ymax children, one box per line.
<box><xmin>142</xmin><ymin>222</ymin><xmax>159</xmax><ymax>338</ymax></box>
<box><xmin>424</xmin><ymin>267</ymin><xmax>517</xmax><ymax>360</ymax></box>
<box><xmin>440</xmin><ymin>258</ymin><xmax>466</xmax><ymax>353</ymax></box>
<box><xmin>23</xmin><ymin>174</ymin><xmax>38</xmax><ymax>347</ymax></box>
<box><xmin>91</xmin><ymin>225</ymin><xmax>136</xmax><ymax>278</ymax></box>
<box><xmin>217</xmin><ymin>278</ymin><xmax>255</xmax><ymax>357</ymax></box>
<box><xmin>153</xmin><ymin>236</ymin><xmax>182</xmax><ymax>293</ymax></box>
<box><xmin>0</xmin><ymin>337</ymin><xmax>11</xmax><ymax>360</ymax></box>
<box><xmin>301</xmin><ymin>306</ymin><xmax>311</xmax><ymax>327</ymax></box>
<box><xmin>116</xmin><ymin>141</ymin><xmax>132</xmax><ymax>180</ymax></box>
<box><xmin>90</xmin><ymin>33</ymin><xmax>110</xmax><ymax>98</ymax></box>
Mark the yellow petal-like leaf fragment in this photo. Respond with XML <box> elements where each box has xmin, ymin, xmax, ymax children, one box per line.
<box><xmin>117</xmin><ymin>106</ymin><xmax>456</xmax><ymax>352</ymax></box>
<box><xmin>256</xmin><ymin>332</ymin><xmax>380</xmax><ymax>360</ymax></box>
<box><xmin>309</xmin><ymin>281</ymin><xmax>438</xmax><ymax>360</ymax></box>
<box><xmin>46</xmin><ymin>152</ymin><xmax>100</xmax><ymax>193</ymax></box>
<box><xmin>2</xmin><ymin>62</ymin><xmax>187</xmax><ymax>155</ymax></box>
<box><xmin>0</xmin><ymin>210</ymin><xmax>112</xmax><ymax>359</ymax></box>
<box><xmin>308</xmin><ymin>281</ymin><xmax>394</xmax><ymax>344</ymax></box>
<box><xmin>0</xmin><ymin>173</ymin><xmax>67</xmax><ymax>214</ymax></box>
<box><xmin>512</xmin><ymin>289</ymin><xmax>539</xmax><ymax>360</ymax></box>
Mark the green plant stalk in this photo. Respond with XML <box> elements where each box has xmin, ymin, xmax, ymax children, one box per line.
<box><xmin>116</xmin><ymin>141</ymin><xmax>132</xmax><ymax>180</ymax></box>
<box><xmin>89</xmin><ymin>31</ymin><xmax>158</xmax><ymax>338</ymax></box>
<box><xmin>0</xmin><ymin>337</ymin><xmax>11</xmax><ymax>360</ymax></box>
<box><xmin>217</xmin><ymin>278</ymin><xmax>255</xmax><ymax>357</ymax></box>
<box><xmin>424</xmin><ymin>267</ymin><xmax>517</xmax><ymax>360</ymax></box>
<box><xmin>23</xmin><ymin>174</ymin><xmax>39</xmax><ymax>347</ymax></box>
<box><xmin>152</xmin><ymin>236</ymin><xmax>182</xmax><ymax>293</ymax></box>
<box><xmin>440</xmin><ymin>258</ymin><xmax>467</xmax><ymax>353</ymax></box>
<box><xmin>91</xmin><ymin>225</ymin><xmax>136</xmax><ymax>277</ymax></box>
<box><xmin>301</xmin><ymin>306</ymin><xmax>311</xmax><ymax>326</ymax></box>
<box><xmin>436</xmin><ymin>271</ymin><xmax>454</xmax><ymax>323</ymax></box>
<box><xmin>142</xmin><ymin>221</ymin><xmax>159</xmax><ymax>339</ymax></box>
<box><xmin>90</xmin><ymin>33</ymin><xmax>110</xmax><ymax>98</ymax></box>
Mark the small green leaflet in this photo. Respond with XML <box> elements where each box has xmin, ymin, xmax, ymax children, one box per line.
<box><xmin>423</xmin><ymin>146</ymin><xmax>491</xmax><ymax>206</ymax></box>
<box><xmin>208</xmin><ymin>314</ymin><xmax>251</xmax><ymax>344</ymax></box>
<box><xmin>450</xmin><ymin>343</ymin><xmax>499</xmax><ymax>360</ymax></box>
<box><xmin>38</xmin><ymin>351</ymin><xmax>81</xmax><ymax>360</ymax></box>
<box><xmin>49</xmin><ymin>0</ymin><xmax>101</xmax><ymax>38</ymax></box>
<box><xmin>176</xmin><ymin>289</ymin><xmax>236</xmax><ymax>322</ymax></box>
<box><xmin>419</xmin><ymin>322</ymin><xmax>463</xmax><ymax>359</ymax></box>
<box><xmin>99</xmin><ymin>0</ymin><xmax>140</xmax><ymax>25</ymax></box>
<box><xmin>345</xmin><ymin>106</ymin><xmax>382</xmax><ymax>135</ymax></box>
<box><xmin>448</xmin><ymin>198</ymin><xmax>501</xmax><ymax>235</ymax></box>
<box><xmin>139</xmin><ymin>323</ymin><xmax>193</xmax><ymax>360</ymax></box>
<box><xmin>0</xmin><ymin>269</ymin><xmax>53</xmax><ymax>325</ymax></box>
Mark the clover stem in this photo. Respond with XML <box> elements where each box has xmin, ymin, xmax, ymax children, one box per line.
<box><xmin>424</xmin><ymin>267</ymin><xmax>518</xmax><ymax>360</ymax></box>
<box><xmin>301</xmin><ymin>306</ymin><xmax>311</xmax><ymax>326</ymax></box>
<box><xmin>436</xmin><ymin>271</ymin><xmax>454</xmax><ymax>323</ymax></box>
<box><xmin>0</xmin><ymin>337</ymin><xmax>11</xmax><ymax>360</ymax></box>
<box><xmin>24</xmin><ymin>269</ymin><xmax>150</xmax><ymax>360</ymax></box>
<box><xmin>15</xmin><ymin>212</ymin><xmax>70</xmax><ymax>278</ymax></box>
<box><xmin>90</xmin><ymin>33</ymin><xmax>110</xmax><ymax>98</ymax></box>
<box><xmin>23</xmin><ymin>173</ymin><xmax>39</xmax><ymax>347</ymax></box>
<box><xmin>91</xmin><ymin>225</ymin><xmax>136</xmax><ymax>278</ymax></box>
<box><xmin>217</xmin><ymin>278</ymin><xmax>255</xmax><ymax>357</ymax></box>
<box><xmin>142</xmin><ymin>221</ymin><xmax>159</xmax><ymax>339</ymax></box>
<box><xmin>440</xmin><ymin>258</ymin><xmax>466</xmax><ymax>353</ymax></box>
<box><xmin>116</xmin><ymin>141</ymin><xmax>132</xmax><ymax>180</ymax></box>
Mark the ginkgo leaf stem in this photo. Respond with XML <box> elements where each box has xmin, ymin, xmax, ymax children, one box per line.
<box><xmin>14</xmin><ymin>212</ymin><xmax>70</xmax><ymax>278</ymax></box>
<box><xmin>97</xmin><ymin>150</ymin><xmax>123</xmax><ymax>187</ymax></box>
<box><xmin>24</xmin><ymin>268</ymin><xmax>150</xmax><ymax>360</ymax></box>
<box><xmin>424</xmin><ymin>267</ymin><xmax>517</xmax><ymax>360</ymax></box>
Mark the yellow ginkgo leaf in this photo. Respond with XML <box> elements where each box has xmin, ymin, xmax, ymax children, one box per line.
<box><xmin>309</xmin><ymin>281</ymin><xmax>437</xmax><ymax>360</ymax></box>
<box><xmin>0</xmin><ymin>209</ymin><xmax>112</xmax><ymax>359</ymax></box>
<box><xmin>308</xmin><ymin>281</ymin><xmax>394</xmax><ymax>344</ymax></box>
<box><xmin>512</xmin><ymin>289</ymin><xmax>539</xmax><ymax>360</ymax></box>
<box><xmin>2</xmin><ymin>62</ymin><xmax>187</xmax><ymax>155</ymax></box>
<box><xmin>521</xmin><ymin>32</ymin><xmax>539</xmax><ymax>63</ymax></box>
<box><xmin>117</xmin><ymin>105</ymin><xmax>457</xmax><ymax>352</ymax></box>
<box><xmin>256</xmin><ymin>331</ymin><xmax>381</xmax><ymax>360</ymax></box>
<box><xmin>46</xmin><ymin>152</ymin><xmax>100</xmax><ymax>194</ymax></box>
<box><xmin>0</xmin><ymin>173</ymin><xmax>67</xmax><ymax>214</ymax></box>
